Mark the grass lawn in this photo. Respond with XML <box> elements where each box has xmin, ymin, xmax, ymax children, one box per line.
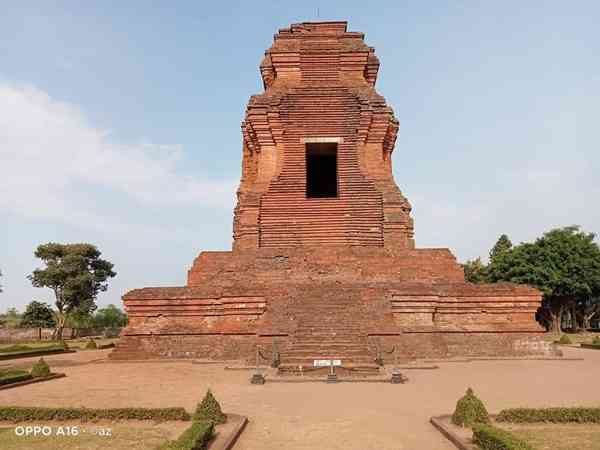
<box><xmin>542</xmin><ymin>331</ymin><xmax>600</xmax><ymax>345</ymax></box>
<box><xmin>65</xmin><ymin>338</ymin><xmax>118</xmax><ymax>350</ymax></box>
<box><xmin>498</xmin><ymin>423</ymin><xmax>600</xmax><ymax>450</ymax></box>
<box><xmin>0</xmin><ymin>421</ymin><xmax>188</xmax><ymax>450</ymax></box>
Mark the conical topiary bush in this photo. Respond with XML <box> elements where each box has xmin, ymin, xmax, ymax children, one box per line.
<box><xmin>193</xmin><ymin>389</ymin><xmax>226</xmax><ymax>424</ymax></box>
<box><xmin>451</xmin><ymin>388</ymin><xmax>490</xmax><ymax>427</ymax></box>
<box><xmin>30</xmin><ymin>358</ymin><xmax>51</xmax><ymax>378</ymax></box>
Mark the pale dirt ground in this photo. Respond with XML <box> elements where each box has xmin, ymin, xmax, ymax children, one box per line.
<box><xmin>0</xmin><ymin>347</ymin><xmax>599</xmax><ymax>450</ymax></box>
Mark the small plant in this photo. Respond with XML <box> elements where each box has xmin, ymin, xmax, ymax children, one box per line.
<box><xmin>592</xmin><ymin>336</ymin><xmax>600</xmax><ymax>346</ymax></box>
<box><xmin>557</xmin><ymin>334</ymin><xmax>572</xmax><ymax>345</ymax></box>
<box><xmin>85</xmin><ymin>339</ymin><xmax>98</xmax><ymax>350</ymax></box>
<box><xmin>30</xmin><ymin>358</ymin><xmax>51</xmax><ymax>378</ymax></box>
<box><xmin>193</xmin><ymin>389</ymin><xmax>226</xmax><ymax>424</ymax></box>
<box><xmin>60</xmin><ymin>340</ymin><xmax>69</xmax><ymax>351</ymax></box>
<box><xmin>452</xmin><ymin>388</ymin><xmax>490</xmax><ymax>427</ymax></box>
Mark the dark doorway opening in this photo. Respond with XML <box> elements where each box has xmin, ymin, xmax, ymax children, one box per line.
<box><xmin>306</xmin><ymin>143</ymin><xmax>338</xmax><ymax>198</ymax></box>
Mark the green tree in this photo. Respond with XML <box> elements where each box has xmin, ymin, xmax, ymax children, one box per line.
<box><xmin>21</xmin><ymin>301</ymin><xmax>56</xmax><ymax>328</ymax></box>
<box><xmin>66</xmin><ymin>298</ymin><xmax>97</xmax><ymax>333</ymax></box>
<box><xmin>28</xmin><ymin>243</ymin><xmax>116</xmax><ymax>339</ymax></box>
<box><xmin>489</xmin><ymin>234</ymin><xmax>512</xmax><ymax>262</ymax></box>
<box><xmin>463</xmin><ymin>258</ymin><xmax>488</xmax><ymax>283</ymax></box>
<box><xmin>488</xmin><ymin>226</ymin><xmax>600</xmax><ymax>335</ymax></box>
<box><xmin>93</xmin><ymin>304</ymin><xmax>128</xmax><ymax>329</ymax></box>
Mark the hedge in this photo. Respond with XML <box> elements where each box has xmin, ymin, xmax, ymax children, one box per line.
<box><xmin>158</xmin><ymin>420</ymin><xmax>214</xmax><ymax>450</ymax></box>
<box><xmin>497</xmin><ymin>407</ymin><xmax>600</xmax><ymax>423</ymax></box>
<box><xmin>0</xmin><ymin>369</ymin><xmax>33</xmax><ymax>386</ymax></box>
<box><xmin>0</xmin><ymin>343</ymin><xmax>67</xmax><ymax>355</ymax></box>
<box><xmin>0</xmin><ymin>407</ymin><xmax>190</xmax><ymax>422</ymax></box>
<box><xmin>472</xmin><ymin>424</ymin><xmax>534</xmax><ymax>450</ymax></box>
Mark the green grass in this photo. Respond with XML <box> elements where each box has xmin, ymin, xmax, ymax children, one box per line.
<box><xmin>64</xmin><ymin>339</ymin><xmax>118</xmax><ymax>350</ymax></box>
<box><xmin>542</xmin><ymin>332</ymin><xmax>600</xmax><ymax>345</ymax></box>
<box><xmin>498</xmin><ymin>423</ymin><xmax>600</xmax><ymax>450</ymax></box>
<box><xmin>0</xmin><ymin>422</ymin><xmax>189</xmax><ymax>450</ymax></box>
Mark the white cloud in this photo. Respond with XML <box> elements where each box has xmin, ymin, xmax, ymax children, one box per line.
<box><xmin>0</xmin><ymin>82</ymin><xmax>237</xmax><ymax>229</ymax></box>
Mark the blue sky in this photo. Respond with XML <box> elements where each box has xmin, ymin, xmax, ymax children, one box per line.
<box><xmin>1</xmin><ymin>1</ymin><xmax>599</xmax><ymax>311</ymax></box>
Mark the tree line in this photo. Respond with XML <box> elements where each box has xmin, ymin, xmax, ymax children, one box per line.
<box><xmin>463</xmin><ymin>226</ymin><xmax>600</xmax><ymax>334</ymax></box>
<box><xmin>0</xmin><ymin>302</ymin><xmax>127</xmax><ymax>331</ymax></box>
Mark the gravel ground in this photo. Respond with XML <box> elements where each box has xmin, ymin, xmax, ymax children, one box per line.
<box><xmin>0</xmin><ymin>347</ymin><xmax>598</xmax><ymax>450</ymax></box>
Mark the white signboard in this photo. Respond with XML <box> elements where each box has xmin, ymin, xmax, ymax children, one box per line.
<box><xmin>313</xmin><ymin>359</ymin><xmax>342</xmax><ymax>367</ymax></box>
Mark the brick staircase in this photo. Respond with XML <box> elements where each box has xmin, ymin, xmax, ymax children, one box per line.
<box><xmin>279</xmin><ymin>286</ymin><xmax>379</xmax><ymax>375</ymax></box>
<box><xmin>109</xmin><ymin>336</ymin><xmax>149</xmax><ymax>360</ymax></box>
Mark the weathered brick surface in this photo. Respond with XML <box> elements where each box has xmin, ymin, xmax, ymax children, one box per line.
<box><xmin>111</xmin><ymin>22</ymin><xmax>553</xmax><ymax>363</ymax></box>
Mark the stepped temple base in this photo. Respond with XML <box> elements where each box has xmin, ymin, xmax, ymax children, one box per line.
<box><xmin>110</xmin><ymin>247</ymin><xmax>558</xmax><ymax>363</ymax></box>
<box><xmin>110</xmin><ymin>22</ymin><xmax>557</xmax><ymax>365</ymax></box>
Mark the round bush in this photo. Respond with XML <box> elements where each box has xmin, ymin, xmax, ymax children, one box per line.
<box><xmin>193</xmin><ymin>389</ymin><xmax>226</xmax><ymax>424</ymax></box>
<box><xmin>557</xmin><ymin>334</ymin><xmax>572</xmax><ymax>345</ymax></box>
<box><xmin>85</xmin><ymin>339</ymin><xmax>98</xmax><ymax>350</ymax></box>
<box><xmin>452</xmin><ymin>388</ymin><xmax>490</xmax><ymax>427</ymax></box>
<box><xmin>30</xmin><ymin>358</ymin><xmax>51</xmax><ymax>378</ymax></box>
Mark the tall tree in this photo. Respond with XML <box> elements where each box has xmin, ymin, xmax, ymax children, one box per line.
<box><xmin>21</xmin><ymin>301</ymin><xmax>56</xmax><ymax>328</ymax></box>
<box><xmin>463</xmin><ymin>258</ymin><xmax>488</xmax><ymax>283</ymax></box>
<box><xmin>28</xmin><ymin>243</ymin><xmax>116</xmax><ymax>339</ymax></box>
<box><xmin>488</xmin><ymin>226</ymin><xmax>600</xmax><ymax>335</ymax></box>
<box><xmin>489</xmin><ymin>234</ymin><xmax>513</xmax><ymax>262</ymax></box>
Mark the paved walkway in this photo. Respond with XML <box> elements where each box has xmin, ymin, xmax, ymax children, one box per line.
<box><xmin>0</xmin><ymin>348</ymin><xmax>598</xmax><ymax>449</ymax></box>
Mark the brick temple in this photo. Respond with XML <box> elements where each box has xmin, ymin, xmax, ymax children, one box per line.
<box><xmin>111</xmin><ymin>22</ymin><xmax>555</xmax><ymax>366</ymax></box>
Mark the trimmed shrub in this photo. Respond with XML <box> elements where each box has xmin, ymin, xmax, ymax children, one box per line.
<box><xmin>556</xmin><ymin>334</ymin><xmax>572</xmax><ymax>345</ymax></box>
<box><xmin>497</xmin><ymin>407</ymin><xmax>600</xmax><ymax>423</ymax></box>
<box><xmin>0</xmin><ymin>406</ymin><xmax>190</xmax><ymax>422</ymax></box>
<box><xmin>85</xmin><ymin>339</ymin><xmax>98</xmax><ymax>350</ymax></box>
<box><xmin>472</xmin><ymin>424</ymin><xmax>534</xmax><ymax>450</ymax></box>
<box><xmin>0</xmin><ymin>343</ymin><xmax>66</xmax><ymax>355</ymax></box>
<box><xmin>193</xmin><ymin>390</ymin><xmax>226</xmax><ymax>424</ymax></box>
<box><xmin>452</xmin><ymin>388</ymin><xmax>490</xmax><ymax>427</ymax></box>
<box><xmin>0</xmin><ymin>369</ymin><xmax>33</xmax><ymax>386</ymax></box>
<box><xmin>592</xmin><ymin>336</ymin><xmax>600</xmax><ymax>346</ymax></box>
<box><xmin>60</xmin><ymin>340</ymin><xmax>69</xmax><ymax>351</ymax></box>
<box><xmin>30</xmin><ymin>358</ymin><xmax>51</xmax><ymax>378</ymax></box>
<box><xmin>158</xmin><ymin>420</ymin><xmax>214</xmax><ymax>450</ymax></box>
